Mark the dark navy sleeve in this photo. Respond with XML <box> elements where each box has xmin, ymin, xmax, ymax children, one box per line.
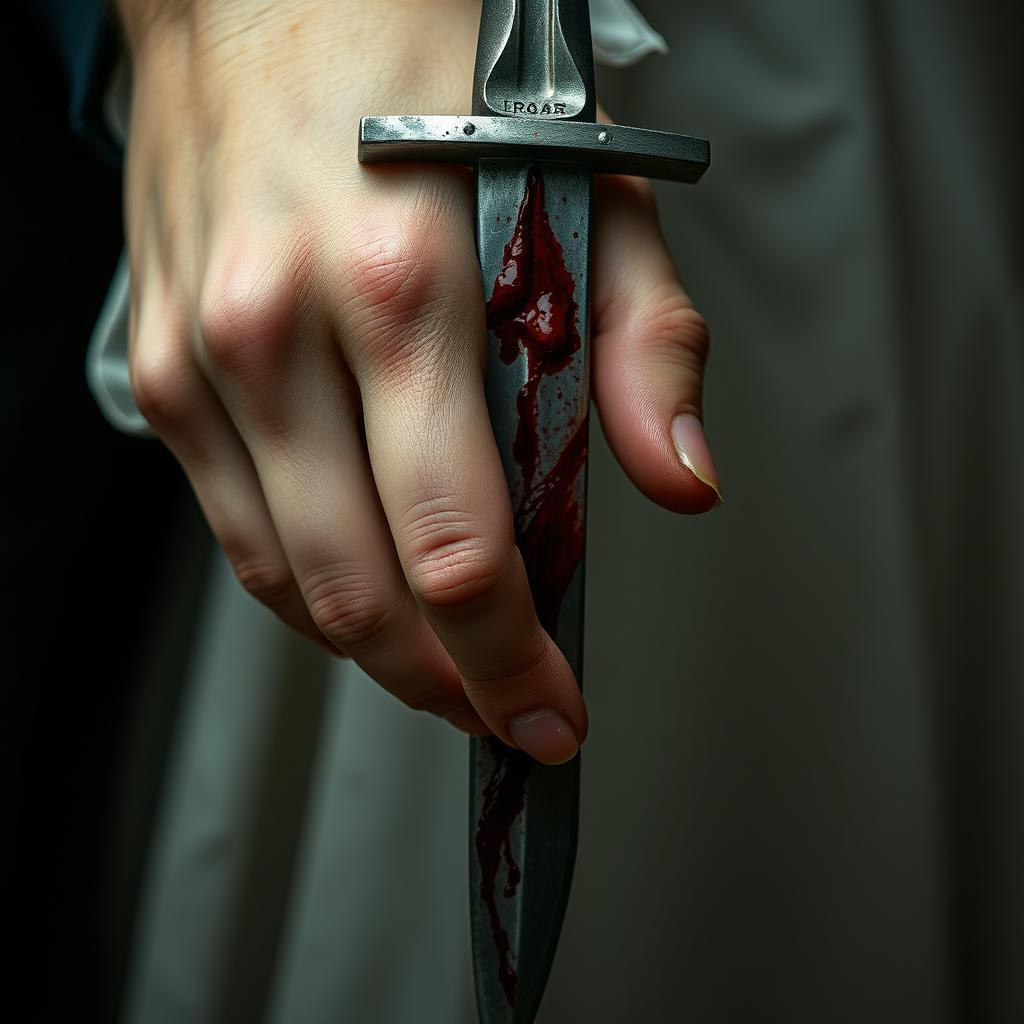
<box><xmin>25</xmin><ymin>0</ymin><xmax>124</xmax><ymax>166</ymax></box>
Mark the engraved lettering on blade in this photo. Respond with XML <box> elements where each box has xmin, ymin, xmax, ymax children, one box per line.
<box><xmin>481</xmin><ymin>0</ymin><xmax>587</xmax><ymax>119</ymax></box>
<box><xmin>502</xmin><ymin>100</ymin><xmax>567</xmax><ymax>116</ymax></box>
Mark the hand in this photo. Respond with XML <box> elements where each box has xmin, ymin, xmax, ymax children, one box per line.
<box><xmin>118</xmin><ymin>0</ymin><xmax>721</xmax><ymax>763</ymax></box>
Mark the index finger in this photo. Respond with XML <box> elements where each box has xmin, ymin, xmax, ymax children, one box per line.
<box><xmin>342</xmin><ymin>234</ymin><xmax>587</xmax><ymax>764</ymax></box>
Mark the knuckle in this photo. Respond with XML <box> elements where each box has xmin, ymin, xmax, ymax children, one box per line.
<box><xmin>348</xmin><ymin>234</ymin><xmax>443</xmax><ymax>321</ymax></box>
<box><xmin>232</xmin><ymin>557</ymin><xmax>296</xmax><ymax>606</ymax></box>
<box><xmin>647</xmin><ymin>288</ymin><xmax>710</xmax><ymax>369</ymax></box>
<box><xmin>130</xmin><ymin>344</ymin><xmax>195</xmax><ymax>429</ymax></box>
<box><xmin>341</xmin><ymin>212</ymin><xmax>476</xmax><ymax>380</ymax></box>
<box><xmin>302</xmin><ymin>562</ymin><xmax>393</xmax><ymax>649</ymax></box>
<box><xmin>461</xmin><ymin>633</ymin><xmax>549</xmax><ymax>688</ymax></box>
<box><xmin>402</xmin><ymin>496</ymin><xmax>506</xmax><ymax>610</ymax></box>
<box><xmin>198</xmin><ymin>276</ymin><xmax>291</xmax><ymax>374</ymax></box>
<box><xmin>198</xmin><ymin>235</ymin><xmax>312</xmax><ymax>375</ymax></box>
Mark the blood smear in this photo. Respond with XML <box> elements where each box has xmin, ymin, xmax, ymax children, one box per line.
<box><xmin>485</xmin><ymin>165</ymin><xmax>587</xmax><ymax>636</ymax></box>
<box><xmin>474</xmin><ymin>166</ymin><xmax>588</xmax><ymax>1008</ymax></box>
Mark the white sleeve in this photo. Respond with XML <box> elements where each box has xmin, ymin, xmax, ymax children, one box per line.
<box><xmin>86</xmin><ymin>54</ymin><xmax>156</xmax><ymax>438</ymax></box>
<box><xmin>85</xmin><ymin>1</ymin><xmax>667</xmax><ymax>437</ymax></box>
<box><xmin>590</xmin><ymin>0</ymin><xmax>667</xmax><ymax>66</ymax></box>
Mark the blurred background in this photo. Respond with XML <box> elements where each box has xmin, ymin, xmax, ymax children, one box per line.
<box><xmin>5</xmin><ymin>1</ymin><xmax>1021</xmax><ymax>1022</ymax></box>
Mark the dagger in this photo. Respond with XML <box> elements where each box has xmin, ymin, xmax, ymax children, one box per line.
<box><xmin>358</xmin><ymin>2</ymin><xmax>708</xmax><ymax>1019</ymax></box>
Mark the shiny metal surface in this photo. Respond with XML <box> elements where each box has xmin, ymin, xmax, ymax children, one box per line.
<box><xmin>358</xmin><ymin>115</ymin><xmax>710</xmax><ymax>184</ymax></box>
<box><xmin>469</xmin><ymin>160</ymin><xmax>590</xmax><ymax>1024</ymax></box>
<box><xmin>472</xmin><ymin>0</ymin><xmax>596</xmax><ymax>121</ymax></box>
<box><xmin>356</xmin><ymin>3</ymin><xmax>709</xmax><ymax>1020</ymax></box>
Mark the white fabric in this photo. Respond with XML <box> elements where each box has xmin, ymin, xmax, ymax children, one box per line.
<box><xmin>590</xmin><ymin>0</ymin><xmax>666</xmax><ymax>66</ymax></box>
<box><xmin>86</xmin><ymin>252</ymin><xmax>153</xmax><ymax>436</ymax></box>
<box><xmin>87</xmin><ymin>53</ymin><xmax>153</xmax><ymax>437</ymax></box>
<box><xmin>84</xmin><ymin>0</ymin><xmax>667</xmax><ymax>436</ymax></box>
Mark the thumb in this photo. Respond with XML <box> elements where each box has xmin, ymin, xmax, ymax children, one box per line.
<box><xmin>590</xmin><ymin>175</ymin><xmax>722</xmax><ymax>514</ymax></box>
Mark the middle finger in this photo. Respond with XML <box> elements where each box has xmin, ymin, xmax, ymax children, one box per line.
<box><xmin>195</xmin><ymin>238</ymin><xmax>486</xmax><ymax>731</ymax></box>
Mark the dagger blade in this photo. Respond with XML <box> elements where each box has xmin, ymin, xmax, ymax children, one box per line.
<box><xmin>356</xmin><ymin>3</ymin><xmax>707</xmax><ymax>1019</ymax></box>
<box><xmin>470</xmin><ymin>157</ymin><xmax>591</xmax><ymax>1023</ymax></box>
<box><xmin>470</xmin><ymin>4</ymin><xmax>594</xmax><ymax>1020</ymax></box>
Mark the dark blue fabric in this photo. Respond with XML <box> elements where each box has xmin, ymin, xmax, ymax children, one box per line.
<box><xmin>25</xmin><ymin>0</ymin><xmax>124</xmax><ymax>165</ymax></box>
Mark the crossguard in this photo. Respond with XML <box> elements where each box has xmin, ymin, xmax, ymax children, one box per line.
<box><xmin>358</xmin><ymin>115</ymin><xmax>710</xmax><ymax>184</ymax></box>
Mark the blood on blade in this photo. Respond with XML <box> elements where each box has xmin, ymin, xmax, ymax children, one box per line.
<box><xmin>473</xmin><ymin>165</ymin><xmax>588</xmax><ymax>1010</ymax></box>
<box><xmin>474</xmin><ymin>747</ymin><xmax>530</xmax><ymax>1007</ymax></box>
<box><xmin>486</xmin><ymin>165</ymin><xmax>588</xmax><ymax>637</ymax></box>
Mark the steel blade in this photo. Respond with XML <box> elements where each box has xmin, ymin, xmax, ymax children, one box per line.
<box><xmin>470</xmin><ymin>157</ymin><xmax>590</xmax><ymax>1023</ymax></box>
<box><xmin>356</xmin><ymin>3</ymin><xmax>707</xmax><ymax>1020</ymax></box>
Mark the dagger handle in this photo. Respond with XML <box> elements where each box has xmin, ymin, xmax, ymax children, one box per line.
<box><xmin>473</xmin><ymin>0</ymin><xmax>597</xmax><ymax>122</ymax></box>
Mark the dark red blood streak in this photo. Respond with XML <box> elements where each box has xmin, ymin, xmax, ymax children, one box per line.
<box><xmin>474</xmin><ymin>744</ymin><xmax>530</xmax><ymax>1007</ymax></box>
<box><xmin>474</xmin><ymin>167</ymin><xmax>588</xmax><ymax>1008</ymax></box>
<box><xmin>486</xmin><ymin>166</ymin><xmax>582</xmax><ymax>495</ymax></box>
<box><xmin>515</xmin><ymin>417</ymin><xmax>588</xmax><ymax>637</ymax></box>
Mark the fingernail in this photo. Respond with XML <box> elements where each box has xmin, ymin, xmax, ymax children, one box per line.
<box><xmin>670</xmin><ymin>413</ymin><xmax>723</xmax><ymax>504</ymax></box>
<box><xmin>508</xmin><ymin>710</ymin><xmax>579</xmax><ymax>765</ymax></box>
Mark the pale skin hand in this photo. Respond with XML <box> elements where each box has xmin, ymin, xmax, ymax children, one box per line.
<box><xmin>117</xmin><ymin>0</ymin><xmax>721</xmax><ymax>764</ymax></box>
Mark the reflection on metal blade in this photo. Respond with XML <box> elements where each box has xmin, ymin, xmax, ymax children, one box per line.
<box><xmin>470</xmin><ymin>158</ymin><xmax>590</xmax><ymax>1023</ymax></box>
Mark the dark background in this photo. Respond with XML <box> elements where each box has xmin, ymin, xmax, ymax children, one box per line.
<box><xmin>3</xmin><ymin>10</ymin><xmax>209</xmax><ymax>1019</ymax></box>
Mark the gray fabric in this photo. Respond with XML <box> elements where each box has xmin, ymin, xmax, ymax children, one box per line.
<box><xmin>115</xmin><ymin>1</ymin><xmax>1023</xmax><ymax>1022</ymax></box>
<box><xmin>121</xmin><ymin>554</ymin><xmax>476</xmax><ymax>1024</ymax></box>
<box><xmin>540</xmin><ymin>3</ymin><xmax>1020</xmax><ymax>1021</ymax></box>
